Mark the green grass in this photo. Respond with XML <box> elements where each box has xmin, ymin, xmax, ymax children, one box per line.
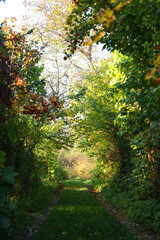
<box><xmin>12</xmin><ymin>179</ymin><xmax>60</xmax><ymax>235</ymax></box>
<box><xmin>34</xmin><ymin>178</ymin><xmax>137</xmax><ymax>240</ymax></box>
<box><xmin>101</xmin><ymin>184</ymin><xmax>160</xmax><ymax>235</ymax></box>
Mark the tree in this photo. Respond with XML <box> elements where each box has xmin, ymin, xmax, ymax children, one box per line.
<box><xmin>24</xmin><ymin>0</ymin><xmax>105</xmax><ymax>96</ymax></box>
<box><xmin>65</xmin><ymin>0</ymin><xmax>160</xmax><ymax>94</ymax></box>
<box><xmin>67</xmin><ymin>59</ymin><xmax>130</xmax><ymax>184</ymax></box>
<box><xmin>0</xmin><ymin>19</ymin><xmax>64</xmax><ymax>237</ymax></box>
<box><xmin>65</xmin><ymin>0</ymin><xmax>160</xmax><ymax>198</ymax></box>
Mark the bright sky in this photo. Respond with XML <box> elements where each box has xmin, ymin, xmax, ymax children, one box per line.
<box><xmin>0</xmin><ymin>0</ymin><xmax>31</xmax><ymax>22</ymax></box>
<box><xmin>0</xmin><ymin>0</ymin><xmax>110</xmax><ymax>59</ymax></box>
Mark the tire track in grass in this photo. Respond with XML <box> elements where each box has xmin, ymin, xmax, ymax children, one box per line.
<box><xmin>20</xmin><ymin>183</ymin><xmax>65</xmax><ymax>240</ymax></box>
<box><xmin>33</xmin><ymin>178</ymin><xmax>137</xmax><ymax>240</ymax></box>
<box><xmin>87</xmin><ymin>185</ymin><xmax>160</xmax><ymax>240</ymax></box>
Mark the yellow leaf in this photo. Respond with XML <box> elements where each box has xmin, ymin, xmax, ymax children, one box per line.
<box><xmin>114</xmin><ymin>2</ymin><xmax>124</xmax><ymax>11</ymax></box>
<box><xmin>110</xmin><ymin>0</ymin><xmax>118</xmax><ymax>3</ymax></box>
<box><xmin>154</xmin><ymin>53</ymin><xmax>160</xmax><ymax>66</ymax></box>
<box><xmin>145</xmin><ymin>68</ymin><xmax>156</xmax><ymax>80</ymax></box>
<box><xmin>103</xmin><ymin>18</ymin><xmax>114</xmax><ymax>27</ymax></box>
<box><xmin>97</xmin><ymin>15</ymin><xmax>106</xmax><ymax>24</ymax></box>
<box><xmin>103</xmin><ymin>22</ymin><xmax>110</xmax><ymax>27</ymax></box>
<box><xmin>105</xmin><ymin>8</ymin><xmax>114</xmax><ymax>18</ymax></box>
<box><xmin>83</xmin><ymin>41</ymin><xmax>90</xmax><ymax>46</ymax></box>
<box><xmin>97</xmin><ymin>8</ymin><xmax>114</xmax><ymax>24</ymax></box>
<box><xmin>92</xmin><ymin>32</ymin><xmax>106</xmax><ymax>44</ymax></box>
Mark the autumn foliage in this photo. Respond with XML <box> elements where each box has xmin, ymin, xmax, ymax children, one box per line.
<box><xmin>0</xmin><ymin>18</ymin><xmax>61</xmax><ymax>123</ymax></box>
<box><xmin>0</xmin><ymin>18</ymin><xmax>64</xmax><ymax>237</ymax></box>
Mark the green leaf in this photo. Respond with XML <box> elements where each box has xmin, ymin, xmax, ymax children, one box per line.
<box><xmin>0</xmin><ymin>185</ymin><xmax>13</xmax><ymax>207</ymax></box>
<box><xmin>0</xmin><ymin>150</ymin><xmax>5</xmax><ymax>168</ymax></box>
<box><xmin>119</xmin><ymin>109</ymin><xmax>127</xmax><ymax>115</ymax></box>
<box><xmin>0</xmin><ymin>185</ymin><xmax>12</xmax><ymax>194</ymax></box>
<box><xmin>3</xmin><ymin>175</ymin><xmax>15</xmax><ymax>185</ymax></box>
<box><xmin>0</xmin><ymin>214</ymin><xmax>10</xmax><ymax>229</ymax></box>
<box><xmin>0</xmin><ymin>192</ymin><xmax>7</xmax><ymax>207</ymax></box>
<box><xmin>0</xmin><ymin>166</ymin><xmax>18</xmax><ymax>185</ymax></box>
<box><xmin>6</xmin><ymin>119</ymin><xmax>17</xmax><ymax>143</ymax></box>
<box><xmin>27</xmin><ymin>29</ymin><xmax>34</xmax><ymax>35</ymax></box>
<box><xmin>7</xmin><ymin>126</ymin><xmax>17</xmax><ymax>143</ymax></box>
<box><xmin>150</xmin><ymin>122</ymin><xmax>158</xmax><ymax>129</ymax></box>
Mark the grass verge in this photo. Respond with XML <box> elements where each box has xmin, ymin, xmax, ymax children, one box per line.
<box><xmin>12</xmin><ymin>179</ymin><xmax>60</xmax><ymax>237</ymax></box>
<box><xmin>98</xmin><ymin>179</ymin><xmax>160</xmax><ymax>235</ymax></box>
<box><xmin>34</xmin><ymin>177</ymin><xmax>137</xmax><ymax>240</ymax></box>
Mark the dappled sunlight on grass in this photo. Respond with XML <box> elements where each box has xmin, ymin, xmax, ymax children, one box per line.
<box><xmin>65</xmin><ymin>187</ymin><xmax>88</xmax><ymax>191</ymax></box>
<box><xmin>34</xmin><ymin>178</ymin><xmax>137</xmax><ymax>240</ymax></box>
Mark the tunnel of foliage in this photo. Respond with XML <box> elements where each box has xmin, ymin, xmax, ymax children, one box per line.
<box><xmin>64</xmin><ymin>0</ymin><xmax>160</xmax><ymax>234</ymax></box>
<box><xmin>0</xmin><ymin>0</ymin><xmax>160</xmax><ymax>239</ymax></box>
<box><xmin>65</xmin><ymin>0</ymin><xmax>160</xmax><ymax>193</ymax></box>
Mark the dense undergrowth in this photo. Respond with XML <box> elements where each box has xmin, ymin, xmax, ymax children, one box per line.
<box><xmin>92</xmin><ymin>174</ymin><xmax>160</xmax><ymax>235</ymax></box>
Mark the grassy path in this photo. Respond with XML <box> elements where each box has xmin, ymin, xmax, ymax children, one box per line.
<box><xmin>34</xmin><ymin>178</ymin><xmax>137</xmax><ymax>240</ymax></box>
